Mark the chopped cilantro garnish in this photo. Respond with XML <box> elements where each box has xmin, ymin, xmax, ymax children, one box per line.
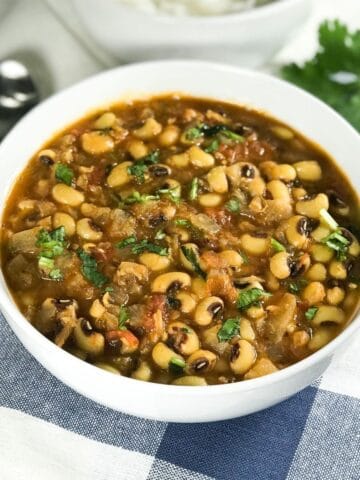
<box><xmin>288</xmin><ymin>279</ymin><xmax>308</xmax><ymax>294</ymax></box>
<box><xmin>281</xmin><ymin>20</ymin><xmax>360</xmax><ymax>132</ymax></box>
<box><xmin>117</xmin><ymin>236</ymin><xmax>168</xmax><ymax>256</ymax></box>
<box><xmin>174</xmin><ymin>219</ymin><xmax>192</xmax><ymax>228</ymax></box>
<box><xmin>36</xmin><ymin>227</ymin><xmax>67</xmax><ymax>280</ymax></box>
<box><xmin>184</xmin><ymin>123</ymin><xmax>244</xmax><ymax>143</ymax></box>
<box><xmin>185</xmin><ymin>127</ymin><xmax>203</xmax><ymax>141</ymax></box>
<box><xmin>205</xmin><ymin>139</ymin><xmax>220</xmax><ymax>153</ymax></box>
<box><xmin>305</xmin><ymin>306</ymin><xmax>318</xmax><ymax>321</ymax></box>
<box><xmin>237</xmin><ymin>287</ymin><xmax>271</xmax><ymax>311</ymax></box>
<box><xmin>189</xmin><ymin>177</ymin><xmax>199</xmax><ymax>201</ymax></box>
<box><xmin>181</xmin><ymin>245</ymin><xmax>206</xmax><ymax>279</ymax></box>
<box><xmin>225</xmin><ymin>198</ymin><xmax>241</xmax><ymax>213</ymax></box>
<box><xmin>118</xmin><ymin>306</ymin><xmax>129</xmax><ymax>330</ymax></box>
<box><xmin>127</xmin><ymin>150</ymin><xmax>160</xmax><ymax>183</ymax></box>
<box><xmin>122</xmin><ymin>191</ymin><xmax>159</xmax><ymax>204</ymax></box>
<box><xmin>217</xmin><ymin>318</ymin><xmax>240</xmax><ymax>343</ymax></box>
<box><xmin>55</xmin><ymin>163</ymin><xmax>74</xmax><ymax>186</ymax></box>
<box><xmin>321</xmin><ymin>229</ymin><xmax>350</xmax><ymax>261</ymax></box>
<box><xmin>77</xmin><ymin>249</ymin><xmax>108</xmax><ymax>288</ymax></box>
<box><xmin>271</xmin><ymin>238</ymin><xmax>286</xmax><ymax>253</ymax></box>
<box><xmin>239</xmin><ymin>251</ymin><xmax>249</xmax><ymax>265</ymax></box>
<box><xmin>158</xmin><ymin>185</ymin><xmax>181</xmax><ymax>204</ymax></box>
<box><xmin>169</xmin><ymin>357</ymin><xmax>186</xmax><ymax>374</ymax></box>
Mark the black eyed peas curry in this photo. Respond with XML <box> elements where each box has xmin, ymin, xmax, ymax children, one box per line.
<box><xmin>1</xmin><ymin>95</ymin><xmax>360</xmax><ymax>386</ymax></box>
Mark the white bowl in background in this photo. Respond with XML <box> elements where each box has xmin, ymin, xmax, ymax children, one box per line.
<box><xmin>72</xmin><ymin>0</ymin><xmax>312</xmax><ymax>67</ymax></box>
<box><xmin>0</xmin><ymin>61</ymin><xmax>359</xmax><ymax>422</ymax></box>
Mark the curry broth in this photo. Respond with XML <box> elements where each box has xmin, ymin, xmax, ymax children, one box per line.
<box><xmin>1</xmin><ymin>95</ymin><xmax>359</xmax><ymax>385</ymax></box>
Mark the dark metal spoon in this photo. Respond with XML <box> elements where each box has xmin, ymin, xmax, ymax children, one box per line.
<box><xmin>0</xmin><ymin>59</ymin><xmax>40</xmax><ymax>139</ymax></box>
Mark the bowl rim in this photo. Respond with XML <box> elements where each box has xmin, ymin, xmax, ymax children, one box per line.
<box><xmin>94</xmin><ymin>0</ymin><xmax>308</xmax><ymax>24</ymax></box>
<box><xmin>0</xmin><ymin>59</ymin><xmax>359</xmax><ymax>398</ymax></box>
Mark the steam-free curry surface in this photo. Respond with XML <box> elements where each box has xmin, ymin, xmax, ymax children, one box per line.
<box><xmin>2</xmin><ymin>95</ymin><xmax>360</xmax><ymax>385</ymax></box>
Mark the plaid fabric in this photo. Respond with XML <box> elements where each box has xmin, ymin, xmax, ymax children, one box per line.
<box><xmin>0</xmin><ymin>310</ymin><xmax>359</xmax><ymax>480</ymax></box>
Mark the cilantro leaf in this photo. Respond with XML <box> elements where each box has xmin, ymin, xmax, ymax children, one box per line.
<box><xmin>281</xmin><ymin>20</ymin><xmax>360</xmax><ymax>132</ymax></box>
<box><xmin>239</xmin><ymin>251</ymin><xmax>249</xmax><ymax>265</ymax></box>
<box><xmin>305</xmin><ymin>306</ymin><xmax>318</xmax><ymax>321</ymax></box>
<box><xmin>189</xmin><ymin>177</ymin><xmax>199</xmax><ymax>201</ymax></box>
<box><xmin>127</xmin><ymin>150</ymin><xmax>160</xmax><ymax>183</ymax></box>
<box><xmin>271</xmin><ymin>237</ymin><xmax>286</xmax><ymax>253</ymax></box>
<box><xmin>77</xmin><ymin>249</ymin><xmax>108</xmax><ymax>288</ymax></box>
<box><xmin>225</xmin><ymin>198</ymin><xmax>241</xmax><ymax>213</ymax></box>
<box><xmin>181</xmin><ymin>245</ymin><xmax>206</xmax><ymax>279</ymax></box>
<box><xmin>321</xmin><ymin>229</ymin><xmax>350</xmax><ymax>261</ymax></box>
<box><xmin>205</xmin><ymin>138</ymin><xmax>220</xmax><ymax>153</ymax></box>
<box><xmin>174</xmin><ymin>219</ymin><xmax>192</xmax><ymax>228</ymax></box>
<box><xmin>55</xmin><ymin>163</ymin><xmax>74</xmax><ymax>186</ymax></box>
<box><xmin>117</xmin><ymin>235</ymin><xmax>137</xmax><ymax>249</ymax></box>
<box><xmin>217</xmin><ymin>318</ymin><xmax>240</xmax><ymax>342</ymax></box>
<box><xmin>158</xmin><ymin>185</ymin><xmax>181</xmax><ymax>204</ymax></box>
<box><xmin>122</xmin><ymin>191</ymin><xmax>159</xmax><ymax>204</ymax></box>
<box><xmin>36</xmin><ymin>227</ymin><xmax>67</xmax><ymax>280</ymax></box>
<box><xmin>288</xmin><ymin>279</ymin><xmax>308</xmax><ymax>294</ymax></box>
<box><xmin>237</xmin><ymin>287</ymin><xmax>271</xmax><ymax>311</ymax></box>
<box><xmin>117</xmin><ymin>236</ymin><xmax>168</xmax><ymax>256</ymax></box>
<box><xmin>169</xmin><ymin>357</ymin><xmax>186</xmax><ymax>374</ymax></box>
<box><xmin>184</xmin><ymin>123</ymin><xmax>244</xmax><ymax>143</ymax></box>
<box><xmin>118</xmin><ymin>306</ymin><xmax>129</xmax><ymax>330</ymax></box>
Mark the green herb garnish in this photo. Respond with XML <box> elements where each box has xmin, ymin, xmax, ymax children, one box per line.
<box><xmin>237</xmin><ymin>287</ymin><xmax>271</xmax><ymax>311</ymax></box>
<box><xmin>158</xmin><ymin>185</ymin><xmax>181</xmax><ymax>204</ymax></box>
<box><xmin>205</xmin><ymin>139</ymin><xmax>220</xmax><ymax>153</ymax></box>
<box><xmin>122</xmin><ymin>191</ymin><xmax>160</xmax><ymax>204</ymax></box>
<box><xmin>36</xmin><ymin>226</ymin><xmax>67</xmax><ymax>280</ymax></box>
<box><xmin>181</xmin><ymin>245</ymin><xmax>206</xmax><ymax>279</ymax></box>
<box><xmin>321</xmin><ymin>229</ymin><xmax>350</xmax><ymax>261</ymax></box>
<box><xmin>169</xmin><ymin>357</ymin><xmax>186</xmax><ymax>374</ymax></box>
<box><xmin>281</xmin><ymin>20</ymin><xmax>360</xmax><ymax>132</ymax></box>
<box><xmin>225</xmin><ymin>198</ymin><xmax>241</xmax><ymax>213</ymax></box>
<box><xmin>288</xmin><ymin>279</ymin><xmax>308</xmax><ymax>294</ymax></box>
<box><xmin>127</xmin><ymin>150</ymin><xmax>160</xmax><ymax>183</ymax></box>
<box><xmin>55</xmin><ymin>163</ymin><xmax>74</xmax><ymax>186</ymax></box>
<box><xmin>174</xmin><ymin>219</ymin><xmax>192</xmax><ymax>228</ymax></box>
<box><xmin>217</xmin><ymin>318</ymin><xmax>240</xmax><ymax>343</ymax></box>
<box><xmin>117</xmin><ymin>236</ymin><xmax>168</xmax><ymax>256</ymax></box>
<box><xmin>189</xmin><ymin>177</ymin><xmax>199</xmax><ymax>201</ymax></box>
<box><xmin>185</xmin><ymin>123</ymin><xmax>244</xmax><ymax>143</ymax></box>
<box><xmin>77</xmin><ymin>249</ymin><xmax>108</xmax><ymax>288</ymax></box>
<box><xmin>305</xmin><ymin>306</ymin><xmax>319</xmax><ymax>321</ymax></box>
<box><xmin>271</xmin><ymin>238</ymin><xmax>286</xmax><ymax>253</ymax></box>
<box><xmin>118</xmin><ymin>306</ymin><xmax>129</xmax><ymax>330</ymax></box>
<box><xmin>239</xmin><ymin>251</ymin><xmax>249</xmax><ymax>265</ymax></box>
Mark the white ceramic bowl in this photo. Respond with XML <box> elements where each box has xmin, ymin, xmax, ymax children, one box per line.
<box><xmin>0</xmin><ymin>61</ymin><xmax>359</xmax><ymax>423</ymax></box>
<box><xmin>72</xmin><ymin>0</ymin><xmax>311</xmax><ymax>67</ymax></box>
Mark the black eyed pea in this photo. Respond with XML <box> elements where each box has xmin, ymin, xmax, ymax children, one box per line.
<box><xmin>311</xmin><ymin>305</ymin><xmax>345</xmax><ymax>326</ymax></box>
<box><xmin>73</xmin><ymin>318</ymin><xmax>105</xmax><ymax>356</ymax></box>
<box><xmin>327</xmin><ymin>287</ymin><xmax>345</xmax><ymax>305</ymax></box>
<box><xmin>241</xmin><ymin>233</ymin><xmax>270</xmax><ymax>256</ymax></box>
<box><xmin>265</xmin><ymin>271</ymin><xmax>280</xmax><ymax>291</ymax></box>
<box><xmin>76</xmin><ymin>217</ymin><xmax>103</xmax><ymax>241</ymax></box>
<box><xmin>207</xmin><ymin>166</ymin><xmax>228</xmax><ymax>193</ymax></box>
<box><xmin>240</xmin><ymin>319</ymin><xmax>256</xmax><ymax>341</ymax></box>
<box><xmin>148</xmin><ymin>163</ymin><xmax>172</xmax><ymax>178</ymax></box>
<box><xmin>201</xmin><ymin>324</ymin><xmax>227</xmax><ymax>355</ymax></box>
<box><xmin>180</xmin><ymin>243</ymin><xmax>203</xmax><ymax>272</ymax></box>
<box><xmin>131</xmin><ymin>361</ymin><xmax>152</xmax><ymax>382</ymax></box>
<box><xmin>247</xmin><ymin>177</ymin><xmax>266</xmax><ymax>197</ymax></box>
<box><xmin>52</xmin><ymin>212</ymin><xmax>76</xmax><ymax>236</ymax></box>
<box><xmin>198</xmin><ymin>193</ymin><xmax>223</xmax><ymax>207</ymax></box>
<box><xmin>295</xmin><ymin>193</ymin><xmax>329</xmax><ymax>218</ymax></box>
<box><xmin>270</xmin><ymin>125</ymin><xmax>294</xmax><ymax>140</ymax></box>
<box><xmin>133</xmin><ymin>117</ymin><xmax>162</xmax><ymax>140</ymax></box>
<box><xmin>175</xmin><ymin>292</ymin><xmax>197</xmax><ymax>314</ymax></box>
<box><xmin>191</xmin><ymin>277</ymin><xmax>208</xmax><ymax>299</ymax></box>
<box><xmin>194</xmin><ymin>296</ymin><xmax>224</xmax><ymax>326</ymax></box>
<box><xmin>52</xmin><ymin>184</ymin><xmax>85</xmax><ymax>207</ymax></box>
<box><xmin>172</xmin><ymin>376</ymin><xmax>207</xmax><ymax>386</ymax></box>
<box><xmin>94</xmin><ymin>362</ymin><xmax>120</xmax><ymax>375</ymax></box>
<box><xmin>139</xmin><ymin>252</ymin><xmax>170</xmax><ymax>271</ymax></box>
<box><xmin>328</xmin><ymin>260</ymin><xmax>347</xmax><ymax>280</ymax></box>
<box><xmin>226</xmin><ymin>162</ymin><xmax>259</xmax><ymax>187</ymax></box>
<box><xmin>186</xmin><ymin>349</ymin><xmax>217</xmax><ymax>375</ymax></box>
<box><xmin>89</xmin><ymin>299</ymin><xmax>106</xmax><ymax>319</ymax></box>
<box><xmin>152</xmin><ymin>342</ymin><xmax>184</xmax><ymax>370</ymax></box>
<box><xmin>167</xmin><ymin>151</ymin><xmax>190</xmax><ymax>168</ymax></box>
<box><xmin>310</xmin><ymin>243</ymin><xmax>334</xmax><ymax>263</ymax></box>
<box><xmin>306</xmin><ymin>263</ymin><xmax>327</xmax><ymax>282</ymax></box>
<box><xmin>93</xmin><ymin>112</ymin><xmax>116</xmax><ymax>130</ymax></box>
<box><xmin>218</xmin><ymin>250</ymin><xmax>243</xmax><ymax>269</ymax></box>
<box><xmin>266</xmin><ymin>180</ymin><xmax>291</xmax><ymax>202</ymax></box>
<box><xmin>107</xmin><ymin>161</ymin><xmax>133</xmax><ymax>188</ymax></box>
<box><xmin>293</xmin><ymin>160</ymin><xmax>322</xmax><ymax>182</ymax></box>
<box><xmin>285</xmin><ymin>215</ymin><xmax>310</xmax><ymax>248</ymax></box>
<box><xmin>167</xmin><ymin>321</ymin><xmax>200</xmax><ymax>356</ymax></box>
<box><xmin>343</xmin><ymin>290</ymin><xmax>358</xmax><ymax>311</ymax></box>
<box><xmin>308</xmin><ymin>326</ymin><xmax>337</xmax><ymax>351</ymax></box>
<box><xmin>260</xmin><ymin>161</ymin><xmax>296</xmax><ymax>182</ymax></box>
<box><xmin>292</xmin><ymin>187</ymin><xmax>308</xmax><ymax>201</ymax></box>
<box><xmin>188</xmin><ymin>146</ymin><xmax>214</xmax><ymax>168</ymax></box>
<box><xmin>38</xmin><ymin>148</ymin><xmax>56</xmax><ymax>162</ymax></box>
<box><xmin>81</xmin><ymin>131</ymin><xmax>114</xmax><ymax>155</ymax></box>
<box><xmin>270</xmin><ymin>251</ymin><xmax>291</xmax><ymax>279</ymax></box>
<box><xmin>126</xmin><ymin>139</ymin><xmax>148</xmax><ymax>159</ymax></box>
<box><xmin>301</xmin><ymin>281</ymin><xmax>326</xmax><ymax>306</ymax></box>
<box><xmin>229</xmin><ymin>339</ymin><xmax>257</xmax><ymax>375</ymax></box>
<box><xmin>158</xmin><ymin>125</ymin><xmax>180</xmax><ymax>147</ymax></box>
<box><xmin>151</xmin><ymin>271</ymin><xmax>191</xmax><ymax>293</ymax></box>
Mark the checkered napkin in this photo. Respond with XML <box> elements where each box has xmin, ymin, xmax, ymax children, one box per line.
<box><xmin>0</xmin><ymin>311</ymin><xmax>359</xmax><ymax>480</ymax></box>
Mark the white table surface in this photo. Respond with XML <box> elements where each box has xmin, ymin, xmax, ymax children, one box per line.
<box><xmin>0</xmin><ymin>0</ymin><xmax>359</xmax><ymax>94</ymax></box>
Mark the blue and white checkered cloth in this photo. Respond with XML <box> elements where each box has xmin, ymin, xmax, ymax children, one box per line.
<box><xmin>0</xmin><ymin>310</ymin><xmax>359</xmax><ymax>480</ymax></box>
